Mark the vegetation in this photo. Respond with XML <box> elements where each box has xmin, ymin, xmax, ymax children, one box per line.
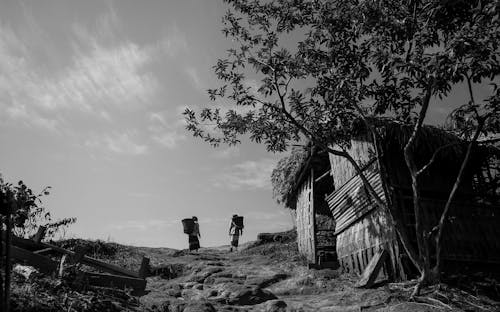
<box><xmin>270</xmin><ymin>146</ymin><xmax>308</xmax><ymax>208</ymax></box>
<box><xmin>184</xmin><ymin>0</ymin><xmax>500</xmax><ymax>295</ymax></box>
<box><xmin>1</xmin><ymin>175</ymin><xmax>76</xmax><ymax>311</ymax></box>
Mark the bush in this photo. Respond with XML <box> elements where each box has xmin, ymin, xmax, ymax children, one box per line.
<box><xmin>0</xmin><ymin>175</ymin><xmax>76</xmax><ymax>239</ymax></box>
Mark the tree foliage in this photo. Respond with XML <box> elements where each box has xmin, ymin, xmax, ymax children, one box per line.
<box><xmin>0</xmin><ymin>175</ymin><xmax>76</xmax><ymax>239</ymax></box>
<box><xmin>184</xmin><ymin>0</ymin><xmax>500</xmax><ymax>292</ymax></box>
<box><xmin>185</xmin><ymin>0</ymin><xmax>500</xmax><ymax>153</ymax></box>
<box><xmin>270</xmin><ymin>146</ymin><xmax>309</xmax><ymax>208</ymax></box>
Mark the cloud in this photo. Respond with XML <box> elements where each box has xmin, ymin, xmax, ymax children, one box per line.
<box><xmin>110</xmin><ymin>219</ymin><xmax>178</xmax><ymax>231</ymax></box>
<box><xmin>85</xmin><ymin>132</ymin><xmax>149</xmax><ymax>155</ymax></box>
<box><xmin>211</xmin><ymin>146</ymin><xmax>241</xmax><ymax>159</ymax></box>
<box><xmin>159</xmin><ymin>24</ymin><xmax>188</xmax><ymax>57</ymax></box>
<box><xmin>212</xmin><ymin>158</ymin><xmax>277</xmax><ymax>190</ymax></box>
<box><xmin>0</xmin><ymin>11</ymin><xmax>159</xmax><ymax>132</ymax></box>
<box><xmin>148</xmin><ymin>110</ymin><xmax>186</xmax><ymax>149</ymax></box>
<box><xmin>185</xmin><ymin>66</ymin><xmax>205</xmax><ymax>91</ymax></box>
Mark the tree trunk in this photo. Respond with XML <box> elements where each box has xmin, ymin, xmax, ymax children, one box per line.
<box><xmin>433</xmin><ymin>123</ymin><xmax>482</xmax><ymax>278</ymax></box>
<box><xmin>4</xmin><ymin>214</ymin><xmax>12</xmax><ymax>312</ymax></box>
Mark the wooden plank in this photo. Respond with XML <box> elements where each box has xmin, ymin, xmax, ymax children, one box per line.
<box><xmin>139</xmin><ymin>256</ymin><xmax>150</xmax><ymax>279</ymax></box>
<box><xmin>2</xmin><ymin>242</ymin><xmax>58</xmax><ymax>274</ymax></box>
<box><xmin>33</xmin><ymin>247</ymin><xmax>53</xmax><ymax>254</ymax></box>
<box><xmin>39</xmin><ymin>242</ymin><xmax>140</xmax><ymax>278</ymax></box>
<box><xmin>355</xmin><ymin>249</ymin><xmax>388</xmax><ymax>288</ymax></box>
<box><xmin>33</xmin><ymin>226</ymin><xmax>46</xmax><ymax>243</ymax></box>
<box><xmin>7</xmin><ymin>236</ymin><xmax>140</xmax><ymax>278</ymax></box>
<box><xmin>84</xmin><ymin>272</ymin><xmax>146</xmax><ymax>295</ymax></box>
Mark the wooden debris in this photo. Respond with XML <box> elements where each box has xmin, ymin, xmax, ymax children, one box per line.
<box><xmin>59</xmin><ymin>254</ymin><xmax>67</xmax><ymax>277</ymax></box>
<box><xmin>138</xmin><ymin>256</ymin><xmax>150</xmax><ymax>279</ymax></box>
<box><xmin>84</xmin><ymin>272</ymin><xmax>147</xmax><ymax>295</ymax></box>
<box><xmin>355</xmin><ymin>249</ymin><xmax>388</xmax><ymax>288</ymax></box>
<box><xmin>33</xmin><ymin>247</ymin><xmax>52</xmax><ymax>254</ymax></box>
<box><xmin>33</xmin><ymin>226</ymin><xmax>46</xmax><ymax>243</ymax></box>
<box><xmin>2</xmin><ymin>242</ymin><xmax>58</xmax><ymax>274</ymax></box>
<box><xmin>3</xmin><ymin>235</ymin><xmax>148</xmax><ymax>296</ymax></box>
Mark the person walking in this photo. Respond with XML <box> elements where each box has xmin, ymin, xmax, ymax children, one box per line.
<box><xmin>229</xmin><ymin>214</ymin><xmax>243</xmax><ymax>252</ymax></box>
<box><xmin>189</xmin><ymin>216</ymin><xmax>201</xmax><ymax>253</ymax></box>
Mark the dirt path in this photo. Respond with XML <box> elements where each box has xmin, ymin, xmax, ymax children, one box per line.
<box><xmin>137</xmin><ymin>244</ymin><xmax>491</xmax><ymax>312</ymax></box>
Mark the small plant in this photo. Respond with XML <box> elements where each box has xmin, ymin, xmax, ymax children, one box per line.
<box><xmin>0</xmin><ymin>176</ymin><xmax>76</xmax><ymax>239</ymax></box>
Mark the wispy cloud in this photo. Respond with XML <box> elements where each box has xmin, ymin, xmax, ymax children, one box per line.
<box><xmin>0</xmin><ymin>10</ymin><xmax>159</xmax><ymax>132</ymax></box>
<box><xmin>212</xmin><ymin>158</ymin><xmax>277</xmax><ymax>190</ymax></box>
<box><xmin>211</xmin><ymin>146</ymin><xmax>241</xmax><ymax>159</ymax></box>
<box><xmin>159</xmin><ymin>23</ymin><xmax>188</xmax><ymax>57</ymax></box>
<box><xmin>110</xmin><ymin>219</ymin><xmax>178</xmax><ymax>231</ymax></box>
<box><xmin>85</xmin><ymin>132</ymin><xmax>149</xmax><ymax>155</ymax></box>
<box><xmin>148</xmin><ymin>110</ymin><xmax>186</xmax><ymax>149</ymax></box>
<box><xmin>185</xmin><ymin>66</ymin><xmax>205</xmax><ymax>91</ymax></box>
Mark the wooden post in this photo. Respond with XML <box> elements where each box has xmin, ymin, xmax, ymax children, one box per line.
<box><xmin>0</xmin><ymin>215</ymin><xmax>3</xmax><ymax>310</ymax></box>
<box><xmin>58</xmin><ymin>254</ymin><xmax>67</xmax><ymax>278</ymax></box>
<box><xmin>138</xmin><ymin>256</ymin><xmax>150</xmax><ymax>279</ymax></box>
<box><xmin>4</xmin><ymin>213</ymin><xmax>12</xmax><ymax>312</ymax></box>
<box><xmin>33</xmin><ymin>226</ymin><xmax>46</xmax><ymax>243</ymax></box>
<box><xmin>311</xmin><ymin>168</ymin><xmax>317</xmax><ymax>265</ymax></box>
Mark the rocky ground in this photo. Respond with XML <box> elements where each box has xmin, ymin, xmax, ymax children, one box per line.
<box><xmin>8</xmin><ymin>234</ymin><xmax>500</xmax><ymax>311</ymax></box>
<box><xmin>138</xmin><ymin>240</ymin><xmax>500</xmax><ymax>312</ymax></box>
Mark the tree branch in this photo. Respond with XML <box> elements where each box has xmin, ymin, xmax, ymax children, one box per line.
<box><xmin>416</xmin><ymin>141</ymin><xmax>463</xmax><ymax>177</ymax></box>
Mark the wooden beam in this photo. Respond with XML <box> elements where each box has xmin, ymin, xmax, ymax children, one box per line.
<box><xmin>8</xmin><ymin>235</ymin><xmax>140</xmax><ymax>278</ymax></box>
<box><xmin>38</xmin><ymin>242</ymin><xmax>141</xmax><ymax>278</ymax></box>
<box><xmin>355</xmin><ymin>249</ymin><xmax>388</xmax><ymax>288</ymax></box>
<box><xmin>314</xmin><ymin>169</ymin><xmax>331</xmax><ymax>183</ymax></box>
<box><xmin>33</xmin><ymin>226</ymin><xmax>46</xmax><ymax>243</ymax></box>
<box><xmin>84</xmin><ymin>272</ymin><xmax>146</xmax><ymax>295</ymax></box>
<box><xmin>33</xmin><ymin>248</ymin><xmax>52</xmax><ymax>254</ymax></box>
<box><xmin>138</xmin><ymin>257</ymin><xmax>150</xmax><ymax>279</ymax></box>
<box><xmin>1</xmin><ymin>242</ymin><xmax>58</xmax><ymax>274</ymax></box>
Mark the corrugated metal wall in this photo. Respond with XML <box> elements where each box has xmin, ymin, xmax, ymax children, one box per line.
<box><xmin>295</xmin><ymin>169</ymin><xmax>316</xmax><ymax>264</ymax></box>
<box><xmin>326</xmin><ymin>168</ymin><xmax>399</xmax><ymax>277</ymax></box>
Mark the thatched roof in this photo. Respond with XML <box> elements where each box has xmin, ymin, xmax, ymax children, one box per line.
<box><xmin>273</xmin><ymin>118</ymin><xmax>500</xmax><ymax>208</ymax></box>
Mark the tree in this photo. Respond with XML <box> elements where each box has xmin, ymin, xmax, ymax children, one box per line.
<box><xmin>0</xmin><ymin>175</ymin><xmax>76</xmax><ymax>311</ymax></box>
<box><xmin>184</xmin><ymin>0</ymin><xmax>500</xmax><ymax>294</ymax></box>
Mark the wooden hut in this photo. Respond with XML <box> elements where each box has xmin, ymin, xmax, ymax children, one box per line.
<box><xmin>283</xmin><ymin>121</ymin><xmax>500</xmax><ymax>279</ymax></box>
<box><xmin>326</xmin><ymin>122</ymin><xmax>500</xmax><ymax>280</ymax></box>
<box><xmin>280</xmin><ymin>145</ymin><xmax>337</xmax><ymax>267</ymax></box>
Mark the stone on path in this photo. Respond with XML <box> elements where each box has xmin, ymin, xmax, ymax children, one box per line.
<box><xmin>227</xmin><ymin>285</ymin><xmax>278</xmax><ymax>305</ymax></box>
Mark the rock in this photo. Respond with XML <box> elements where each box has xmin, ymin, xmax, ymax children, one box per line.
<box><xmin>166</xmin><ymin>289</ymin><xmax>182</xmax><ymax>298</ymax></box>
<box><xmin>181</xmin><ymin>288</ymin><xmax>203</xmax><ymax>300</ymax></box>
<box><xmin>186</xmin><ymin>267</ymin><xmax>224</xmax><ymax>283</ymax></box>
<box><xmin>183</xmin><ymin>301</ymin><xmax>216</xmax><ymax>312</ymax></box>
<box><xmin>227</xmin><ymin>285</ymin><xmax>278</xmax><ymax>305</ymax></box>
<box><xmin>13</xmin><ymin>265</ymin><xmax>39</xmax><ymax>280</ymax></box>
<box><xmin>264</xmin><ymin>300</ymin><xmax>287</xmax><ymax>312</ymax></box>
<box><xmin>246</xmin><ymin>273</ymin><xmax>288</xmax><ymax>288</ymax></box>
<box><xmin>181</xmin><ymin>282</ymin><xmax>197</xmax><ymax>289</ymax></box>
<box><xmin>205</xmin><ymin>277</ymin><xmax>244</xmax><ymax>285</ymax></box>
<box><xmin>202</xmin><ymin>289</ymin><xmax>219</xmax><ymax>298</ymax></box>
<box><xmin>193</xmin><ymin>283</ymin><xmax>204</xmax><ymax>290</ymax></box>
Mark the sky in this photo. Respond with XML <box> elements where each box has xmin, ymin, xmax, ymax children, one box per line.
<box><xmin>0</xmin><ymin>0</ymin><xmax>293</xmax><ymax>249</ymax></box>
<box><xmin>0</xmin><ymin>1</ymin><xmax>496</xmax><ymax>250</ymax></box>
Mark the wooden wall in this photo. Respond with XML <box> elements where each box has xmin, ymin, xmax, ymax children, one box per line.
<box><xmin>326</xmin><ymin>165</ymin><xmax>401</xmax><ymax>278</ymax></box>
<box><xmin>336</xmin><ymin>208</ymin><xmax>399</xmax><ymax>277</ymax></box>
<box><xmin>329</xmin><ymin>137</ymin><xmax>374</xmax><ymax>189</ymax></box>
<box><xmin>295</xmin><ymin>168</ymin><xmax>316</xmax><ymax>264</ymax></box>
<box><xmin>394</xmin><ymin>193</ymin><xmax>500</xmax><ymax>265</ymax></box>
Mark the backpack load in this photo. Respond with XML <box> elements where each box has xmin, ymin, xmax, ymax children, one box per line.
<box><xmin>182</xmin><ymin>218</ymin><xmax>195</xmax><ymax>234</ymax></box>
<box><xmin>233</xmin><ymin>216</ymin><xmax>244</xmax><ymax>228</ymax></box>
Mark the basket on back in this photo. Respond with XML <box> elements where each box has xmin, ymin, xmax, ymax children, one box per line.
<box><xmin>182</xmin><ymin>218</ymin><xmax>195</xmax><ymax>234</ymax></box>
<box><xmin>233</xmin><ymin>216</ymin><xmax>244</xmax><ymax>228</ymax></box>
